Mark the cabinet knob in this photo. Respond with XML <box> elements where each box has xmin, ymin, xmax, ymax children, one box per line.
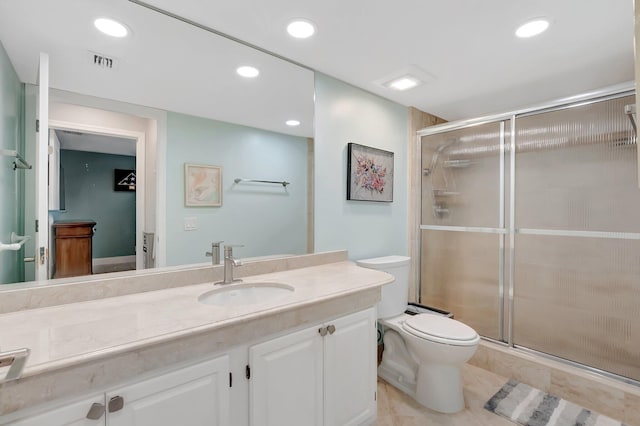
<box><xmin>327</xmin><ymin>324</ymin><xmax>336</xmax><ymax>335</ymax></box>
<box><xmin>108</xmin><ymin>395</ymin><xmax>125</xmax><ymax>413</ymax></box>
<box><xmin>86</xmin><ymin>402</ymin><xmax>105</xmax><ymax>420</ymax></box>
<box><xmin>318</xmin><ymin>326</ymin><xmax>328</xmax><ymax>336</ymax></box>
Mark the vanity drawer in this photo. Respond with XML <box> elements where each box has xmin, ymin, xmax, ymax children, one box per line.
<box><xmin>54</xmin><ymin>223</ymin><xmax>95</xmax><ymax>237</ymax></box>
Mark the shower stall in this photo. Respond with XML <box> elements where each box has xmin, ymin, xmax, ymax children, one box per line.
<box><xmin>418</xmin><ymin>86</ymin><xmax>640</xmax><ymax>384</ymax></box>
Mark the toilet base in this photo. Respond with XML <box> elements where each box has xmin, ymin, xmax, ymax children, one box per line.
<box><xmin>377</xmin><ymin>329</ymin><xmax>418</xmax><ymax>399</ymax></box>
<box><xmin>415</xmin><ymin>364</ymin><xmax>464</xmax><ymax>414</ymax></box>
<box><xmin>378</xmin><ymin>364</ymin><xmax>417</xmax><ymax>400</ymax></box>
<box><xmin>377</xmin><ymin>325</ymin><xmax>468</xmax><ymax>414</ymax></box>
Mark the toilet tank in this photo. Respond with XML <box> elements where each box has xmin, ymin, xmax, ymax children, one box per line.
<box><xmin>356</xmin><ymin>255</ymin><xmax>410</xmax><ymax>319</ymax></box>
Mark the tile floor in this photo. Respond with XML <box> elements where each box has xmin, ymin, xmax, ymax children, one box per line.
<box><xmin>377</xmin><ymin>363</ymin><xmax>515</xmax><ymax>425</ymax></box>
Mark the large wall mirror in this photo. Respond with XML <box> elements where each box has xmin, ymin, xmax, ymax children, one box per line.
<box><xmin>0</xmin><ymin>0</ymin><xmax>315</xmax><ymax>286</ymax></box>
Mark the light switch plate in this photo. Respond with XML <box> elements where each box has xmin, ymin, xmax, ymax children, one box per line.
<box><xmin>184</xmin><ymin>216</ymin><xmax>198</xmax><ymax>231</ymax></box>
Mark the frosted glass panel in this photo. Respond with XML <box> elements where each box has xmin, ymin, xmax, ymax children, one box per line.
<box><xmin>420</xmin><ymin>230</ymin><xmax>500</xmax><ymax>340</ymax></box>
<box><xmin>421</xmin><ymin>122</ymin><xmax>503</xmax><ymax>227</ymax></box>
<box><xmin>515</xmin><ymin>95</ymin><xmax>639</xmax><ymax>233</ymax></box>
<box><xmin>513</xmin><ymin>234</ymin><xmax>640</xmax><ymax>381</ymax></box>
<box><xmin>419</xmin><ymin>93</ymin><xmax>639</xmax><ymax>381</ymax></box>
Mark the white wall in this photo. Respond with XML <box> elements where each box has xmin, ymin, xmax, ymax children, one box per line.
<box><xmin>314</xmin><ymin>73</ymin><xmax>409</xmax><ymax>260</ymax></box>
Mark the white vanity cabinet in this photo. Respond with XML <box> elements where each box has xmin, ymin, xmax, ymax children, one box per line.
<box><xmin>5</xmin><ymin>356</ymin><xmax>230</xmax><ymax>426</ymax></box>
<box><xmin>3</xmin><ymin>307</ymin><xmax>378</xmax><ymax>426</ymax></box>
<box><xmin>4</xmin><ymin>395</ymin><xmax>105</xmax><ymax>426</ymax></box>
<box><xmin>249</xmin><ymin>308</ymin><xmax>377</xmax><ymax>426</ymax></box>
<box><xmin>105</xmin><ymin>355</ymin><xmax>230</xmax><ymax>426</ymax></box>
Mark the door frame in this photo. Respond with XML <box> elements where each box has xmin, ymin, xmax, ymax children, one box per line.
<box><xmin>34</xmin><ymin>53</ymin><xmax>49</xmax><ymax>281</ymax></box>
<box><xmin>48</xmin><ymin>120</ymin><xmax>146</xmax><ymax>270</ymax></box>
<box><xmin>48</xmin><ymin>89</ymin><xmax>168</xmax><ymax>268</ymax></box>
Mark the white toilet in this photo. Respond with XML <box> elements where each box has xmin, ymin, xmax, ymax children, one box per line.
<box><xmin>356</xmin><ymin>255</ymin><xmax>480</xmax><ymax>414</ymax></box>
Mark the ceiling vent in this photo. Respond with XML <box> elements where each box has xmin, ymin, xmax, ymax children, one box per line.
<box><xmin>89</xmin><ymin>51</ymin><xmax>118</xmax><ymax>70</ymax></box>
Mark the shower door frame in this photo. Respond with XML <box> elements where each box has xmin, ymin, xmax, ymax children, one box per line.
<box><xmin>415</xmin><ymin>81</ymin><xmax>638</xmax><ymax>384</ymax></box>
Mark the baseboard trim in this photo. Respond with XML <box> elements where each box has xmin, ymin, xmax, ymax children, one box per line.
<box><xmin>93</xmin><ymin>255</ymin><xmax>136</xmax><ymax>267</ymax></box>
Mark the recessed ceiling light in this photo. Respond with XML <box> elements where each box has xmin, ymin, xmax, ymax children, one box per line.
<box><xmin>386</xmin><ymin>76</ymin><xmax>421</xmax><ymax>91</ymax></box>
<box><xmin>287</xmin><ymin>19</ymin><xmax>316</xmax><ymax>39</ymax></box>
<box><xmin>94</xmin><ymin>18</ymin><xmax>129</xmax><ymax>38</ymax></box>
<box><xmin>515</xmin><ymin>19</ymin><xmax>550</xmax><ymax>38</ymax></box>
<box><xmin>286</xmin><ymin>120</ymin><xmax>301</xmax><ymax>127</ymax></box>
<box><xmin>236</xmin><ymin>66</ymin><xmax>260</xmax><ymax>78</ymax></box>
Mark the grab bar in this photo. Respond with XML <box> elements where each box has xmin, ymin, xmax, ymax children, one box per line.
<box><xmin>0</xmin><ymin>149</ymin><xmax>32</xmax><ymax>170</ymax></box>
<box><xmin>0</xmin><ymin>233</ymin><xmax>31</xmax><ymax>252</ymax></box>
<box><xmin>0</xmin><ymin>348</ymin><xmax>30</xmax><ymax>384</ymax></box>
<box><xmin>234</xmin><ymin>178</ymin><xmax>290</xmax><ymax>187</ymax></box>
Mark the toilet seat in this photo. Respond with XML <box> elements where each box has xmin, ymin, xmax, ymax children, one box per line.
<box><xmin>402</xmin><ymin>314</ymin><xmax>479</xmax><ymax>346</ymax></box>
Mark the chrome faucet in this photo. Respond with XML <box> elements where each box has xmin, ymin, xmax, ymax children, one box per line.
<box><xmin>217</xmin><ymin>245</ymin><xmax>243</xmax><ymax>285</ymax></box>
<box><xmin>205</xmin><ymin>241</ymin><xmax>223</xmax><ymax>265</ymax></box>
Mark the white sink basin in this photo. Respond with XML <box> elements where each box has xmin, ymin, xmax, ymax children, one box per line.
<box><xmin>198</xmin><ymin>282</ymin><xmax>294</xmax><ymax>307</ymax></box>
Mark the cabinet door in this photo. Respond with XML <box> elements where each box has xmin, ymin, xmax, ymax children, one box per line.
<box><xmin>105</xmin><ymin>355</ymin><xmax>229</xmax><ymax>426</ymax></box>
<box><xmin>249</xmin><ymin>326</ymin><xmax>323</xmax><ymax>426</ymax></box>
<box><xmin>324</xmin><ymin>308</ymin><xmax>377</xmax><ymax>426</ymax></box>
<box><xmin>5</xmin><ymin>395</ymin><xmax>106</xmax><ymax>426</ymax></box>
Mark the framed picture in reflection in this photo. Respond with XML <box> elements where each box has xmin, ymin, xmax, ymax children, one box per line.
<box><xmin>184</xmin><ymin>163</ymin><xmax>223</xmax><ymax>207</ymax></box>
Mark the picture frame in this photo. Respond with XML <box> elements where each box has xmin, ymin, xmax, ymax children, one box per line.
<box><xmin>114</xmin><ymin>169</ymin><xmax>136</xmax><ymax>192</ymax></box>
<box><xmin>347</xmin><ymin>143</ymin><xmax>394</xmax><ymax>202</ymax></box>
<box><xmin>184</xmin><ymin>163</ymin><xmax>223</xmax><ymax>207</ymax></box>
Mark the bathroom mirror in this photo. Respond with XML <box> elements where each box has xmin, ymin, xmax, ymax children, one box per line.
<box><xmin>0</xmin><ymin>0</ymin><xmax>315</xmax><ymax>286</ymax></box>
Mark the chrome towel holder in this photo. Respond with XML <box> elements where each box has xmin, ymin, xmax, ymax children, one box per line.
<box><xmin>234</xmin><ymin>178</ymin><xmax>290</xmax><ymax>187</ymax></box>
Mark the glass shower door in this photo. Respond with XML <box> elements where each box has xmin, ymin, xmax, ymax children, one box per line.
<box><xmin>420</xmin><ymin>121</ymin><xmax>507</xmax><ymax>340</ymax></box>
<box><xmin>512</xmin><ymin>95</ymin><xmax>640</xmax><ymax>381</ymax></box>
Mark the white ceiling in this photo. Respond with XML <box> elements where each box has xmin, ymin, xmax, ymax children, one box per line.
<box><xmin>55</xmin><ymin>130</ymin><xmax>136</xmax><ymax>157</ymax></box>
<box><xmin>0</xmin><ymin>0</ymin><xmax>635</xmax><ymax>131</ymax></box>
<box><xmin>0</xmin><ymin>0</ymin><xmax>315</xmax><ymax>138</ymax></box>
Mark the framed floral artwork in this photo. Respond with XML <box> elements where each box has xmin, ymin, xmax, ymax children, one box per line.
<box><xmin>184</xmin><ymin>163</ymin><xmax>222</xmax><ymax>207</ymax></box>
<box><xmin>347</xmin><ymin>143</ymin><xmax>394</xmax><ymax>202</ymax></box>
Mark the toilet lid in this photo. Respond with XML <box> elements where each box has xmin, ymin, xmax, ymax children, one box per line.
<box><xmin>402</xmin><ymin>314</ymin><xmax>479</xmax><ymax>345</ymax></box>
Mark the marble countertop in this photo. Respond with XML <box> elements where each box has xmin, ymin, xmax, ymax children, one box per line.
<box><xmin>0</xmin><ymin>260</ymin><xmax>392</xmax><ymax>380</ymax></box>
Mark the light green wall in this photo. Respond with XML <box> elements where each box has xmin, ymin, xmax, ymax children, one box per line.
<box><xmin>166</xmin><ymin>112</ymin><xmax>308</xmax><ymax>265</ymax></box>
<box><xmin>0</xmin><ymin>41</ymin><xmax>22</xmax><ymax>284</ymax></box>
<box><xmin>58</xmin><ymin>149</ymin><xmax>136</xmax><ymax>258</ymax></box>
<box><xmin>314</xmin><ymin>73</ymin><xmax>409</xmax><ymax>260</ymax></box>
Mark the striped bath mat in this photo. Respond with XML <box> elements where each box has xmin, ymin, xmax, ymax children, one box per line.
<box><xmin>484</xmin><ymin>379</ymin><xmax>627</xmax><ymax>426</ymax></box>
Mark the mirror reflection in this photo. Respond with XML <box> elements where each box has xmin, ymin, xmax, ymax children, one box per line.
<box><xmin>0</xmin><ymin>0</ymin><xmax>315</xmax><ymax>286</ymax></box>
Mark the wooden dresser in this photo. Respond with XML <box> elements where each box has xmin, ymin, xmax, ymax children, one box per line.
<box><xmin>53</xmin><ymin>220</ymin><xmax>96</xmax><ymax>278</ymax></box>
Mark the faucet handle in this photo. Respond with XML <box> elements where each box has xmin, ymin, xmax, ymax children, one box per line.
<box><xmin>206</xmin><ymin>241</ymin><xmax>224</xmax><ymax>264</ymax></box>
<box><xmin>206</xmin><ymin>241</ymin><xmax>223</xmax><ymax>255</ymax></box>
